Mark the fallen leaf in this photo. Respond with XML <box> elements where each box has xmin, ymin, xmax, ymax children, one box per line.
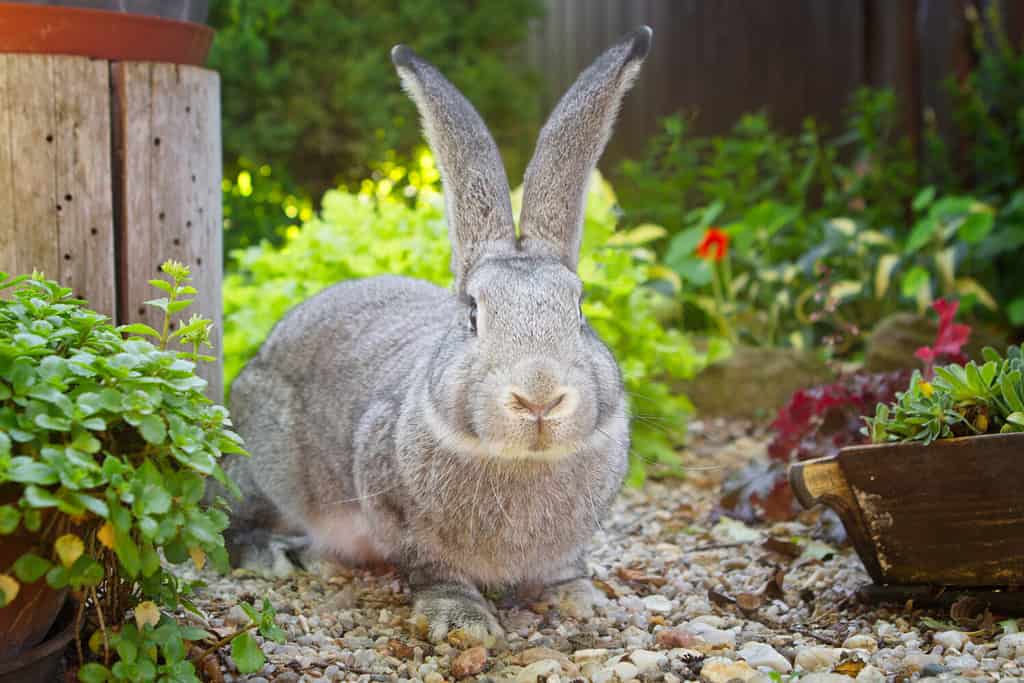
<box><xmin>734</xmin><ymin>592</ymin><xmax>764</xmax><ymax>612</ymax></box>
<box><xmin>834</xmin><ymin>658</ymin><xmax>866</xmax><ymax>677</ymax></box>
<box><xmin>920</xmin><ymin>617</ymin><xmax>957</xmax><ymax>631</ymax></box>
<box><xmin>708</xmin><ymin>589</ymin><xmax>736</xmax><ymax>608</ymax></box>
<box><xmin>719</xmin><ymin>460</ymin><xmax>798</xmax><ymax>523</ymax></box>
<box><xmin>711</xmin><ymin>517</ymin><xmax>761</xmax><ymax>544</ymax></box>
<box><xmin>55</xmin><ymin>533</ymin><xmax>84</xmax><ymax>568</ymax></box>
<box><xmin>762</xmin><ymin>537</ymin><xmax>802</xmax><ymax>558</ymax></box>
<box><xmin>797</xmin><ymin>538</ymin><xmax>836</xmax><ymax>562</ymax></box>
<box><xmin>593</xmin><ymin>579</ymin><xmax>620</xmax><ymax>599</ymax></box>
<box><xmin>950</xmin><ymin>596</ymin><xmax>986</xmax><ymax>627</ymax></box>
<box><xmin>616</xmin><ymin>567</ymin><xmax>668</xmax><ymax>586</ymax></box>
<box><xmin>134</xmin><ymin>600</ymin><xmax>161</xmax><ymax>629</ymax></box>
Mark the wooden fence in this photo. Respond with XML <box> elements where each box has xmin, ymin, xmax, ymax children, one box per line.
<box><xmin>524</xmin><ymin>0</ymin><xmax>1024</xmax><ymax>169</ymax></box>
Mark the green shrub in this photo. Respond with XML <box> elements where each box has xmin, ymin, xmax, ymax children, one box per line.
<box><xmin>0</xmin><ymin>265</ymin><xmax>281</xmax><ymax>682</ymax></box>
<box><xmin>224</xmin><ymin>165</ymin><xmax>725</xmax><ymax>483</ymax></box>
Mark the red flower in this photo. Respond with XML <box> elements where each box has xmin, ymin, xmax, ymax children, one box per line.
<box><xmin>696</xmin><ymin>228</ymin><xmax>729</xmax><ymax>262</ymax></box>
<box><xmin>915</xmin><ymin>298</ymin><xmax>971</xmax><ymax>372</ymax></box>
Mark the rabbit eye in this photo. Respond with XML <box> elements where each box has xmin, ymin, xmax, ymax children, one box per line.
<box><xmin>468</xmin><ymin>299</ymin><xmax>478</xmax><ymax>335</ymax></box>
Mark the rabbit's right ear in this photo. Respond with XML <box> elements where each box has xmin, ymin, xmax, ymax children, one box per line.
<box><xmin>519</xmin><ymin>27</ymin><xmax>651</xmax><ymax>271</ymax></box>
<box><xmin>392</xmin><ymin>46</ymin><xmax>516</xmax><ymax>290</ymax></box>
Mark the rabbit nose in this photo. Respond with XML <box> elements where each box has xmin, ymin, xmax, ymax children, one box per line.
<box><xmin>511</xmin><ymin>392</ymin><xmax>566</xmax><ymax>419</ymax></box>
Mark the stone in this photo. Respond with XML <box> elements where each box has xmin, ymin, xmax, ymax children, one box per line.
<box><xmin>642</xmin><ymin>594</ymin><xmax>673</xmax><ymax>613</ymax></box>
<box><xmin>685</xmin><ymin>345</ymin><xmax>834</xmax><ymax>419</ymax></box>
<box><xmin>700</xmin><ymin>657</ymin><xmax>760</xmax><ymax>683</ymax></box>
<box><xmin>903</xmin><ymin>653</ymin><xmax>942</xmax><ymax>673</ymax></box>
<box><xmin>516</xmin><ymin>659</ymin><xmax>561</xmax><ymax>683</ymax></box>
<box><xmin>864</xmin><ymin>312</ymin><xmax>1006</xmax><ymax>372</ymax></box>
<box><xmin>998</xmin><ymin>632</ymin><xmax>1024</xmax><ymax>659</ymax></box>
<box><xmin>945</xmin><ymin>654</ymin><xmax>979</xmax><ymax>671</ymax></box>
<box><xmin>656</xmin><ymin>627</ymin><xmax>702</xmax><ymax>650</ymax></box>
<box><xmin>934</xmin><ymin>630</ymin><xmax>969</xmax><ymax>651</ymax></box>
<box><xmin>572</xmin><ymin>648</ymin><xmax>610</xmax><ymax>663</ymax></box>
<box><xmin>842</xmin><ymin>635</ymin><xmax>878</xmax><ymax>653</ymax></box>
<box><xmin>800</xmin><ymin>675</ymin><xmax>855</xmax><ymax>683</ymax></box>
<box><xmin>795</xmin><ymin>646</ymin><xmax>843</xmax><ymax>672</ymax></box>
<box><xmin>738</xmin><ymin>642</ymin><xmax>792</xmax><ymax>673</ymax></box>
<box><xmin>224</xmin><ymin>604</ymin><xmax>250</xmax><ymax>627</ymax></box>
<box><xmin>854</xmin><ymin>665</ymin><xmax>886</xmax><ymax>683</ymax></box>
<box><xmin>685</xmin><ymin>622</ymin><xmax>736</xmax><ymax>649</ymax></box>
<box><xmin>627</xmin><ymin>649</ymin><xmax>667</xmax><ymax>673</ymax></box>
<box><xmin>451</xmin><ymin>646</ymin><xmax>488</xmax><ymax>679</ymax></box>
<box><xmin>612</xmin><ymin>660</ymin><xmax>639</xmax><ymax>680</ymax></box>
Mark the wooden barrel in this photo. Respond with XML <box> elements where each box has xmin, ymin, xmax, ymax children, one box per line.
<box><xmin>0</xmin><ymin>54</ymin><xmax>223</xmax><ymax>401</ymax></box>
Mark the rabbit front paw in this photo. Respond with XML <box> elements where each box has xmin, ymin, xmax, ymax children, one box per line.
<box><xmin>412</xmin><ymin>583</ymin><xmax>504</xmax><ymax>645</ymax></box>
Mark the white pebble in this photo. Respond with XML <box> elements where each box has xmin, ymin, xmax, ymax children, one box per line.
<box><xmin>795</xmin><ymin>646</ymin><xmax>843</xmax><ymax>672</ymax></box>
<box><xmin>738</xmin><ymin>642</ymin><xmax>792</xmax><ymax>673</ymax></box>
<box><xmin>628</xmin><ymin>649</ymin><xmax>666</xmax><ymax>673</ymax></box>
<box><xmin>685</xmin><ymin>621</ymin><xmax>736</xmax><ymax>648</ymax></box>
<box><xmin>855</xmin><ymin>665</ymin><xmax>886</xmax><ymax>683</ymax></box>
<box><xmin>998</xmin><ymin>632</ymin><xmax>1024</xmax><ymax>659</ymax></box>
<box><xmin>612</xmin><ymin>660</ymin><xmax>638</xmax><ymax>680</ymax></box>
<box><xmin>643</xmin><ymin>594</ymin><xmax>673</xmax><ymax>613</ymax></box>
<box><xmin>842</xmin><ymin>635</ymin><xmax>878</xmax><ymax>652</ymax></box>
<box><xmin>516</xmin><ymin>659</ymin><xmax>561</xmax><ymax>683</ymax></box>
<box><xmin>934</xmin><ymin>630</ymin><xmax>968</xmax><ymax>651</ymax></box>
<box><xmin>800</xmin><ymin>675</ymin><xmax>855</xmax><ymax>683</ymax></box>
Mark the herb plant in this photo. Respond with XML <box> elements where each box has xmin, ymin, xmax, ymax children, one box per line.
<box><xmin>0</xmin><ymin>264</ymin><xmax>275</xmax><ymax>682</ymax></box>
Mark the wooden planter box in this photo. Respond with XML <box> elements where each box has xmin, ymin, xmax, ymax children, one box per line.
<box><xmin>789</xmin><ymin>432</ymin><xmax>1024</xmax><ymax>587</ymax></box>
<box><xmin>0</xmin><ymin>54</ymin><xmax>222</xmax><ymax>400</ymax></box>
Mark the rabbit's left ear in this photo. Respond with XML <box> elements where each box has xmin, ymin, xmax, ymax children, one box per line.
<box><xmin>519</xmin><ymin>27</ymin><xmax>651</xmax><ymax>271</ymax></box>
<box><xmin>392</xmin><ymin>45</ymin><xmax>516</xmax><ymax>290</ymax></box>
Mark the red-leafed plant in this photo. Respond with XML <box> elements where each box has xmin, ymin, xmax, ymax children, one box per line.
<box><xmin>914</xmin><ymin>298</ymin><xmax>971</xmax><ymax>376</ymax></box>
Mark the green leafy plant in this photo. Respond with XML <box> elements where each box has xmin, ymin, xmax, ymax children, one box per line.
<box><xmin>0</xmin><ymin>264</ymin><xmax>274</xmax><ymax>682</ymax></box>
<box><xmin>224</xmin><ymin>165</ymin><xmax>726</xmax><ymax>484</ymax></box>
<box><xmin>865</xmin><ymin>345</ymin><xmax>1024</xmax><ymax>444</ymax></box>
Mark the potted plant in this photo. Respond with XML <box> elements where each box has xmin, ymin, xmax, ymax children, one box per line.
<box><xmin>0</xmin><ymin>1</ymin><xmax>213</xmax><ymax>65</ymax></box>
<box><xmin>789</xmin><ymin>344</ymin><xmax>1024</xmax><ymax>588</ymax></box>
<box><xmin>0</xmin><ymin>263</ymin><xmax>281</xmax><ymax>683</ymax></box>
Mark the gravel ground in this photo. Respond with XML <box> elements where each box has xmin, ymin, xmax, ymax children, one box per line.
<box><xmin>181</xmin><ymin>422</ymin><xmax>1023</xmax><ymax>682</ymax></box>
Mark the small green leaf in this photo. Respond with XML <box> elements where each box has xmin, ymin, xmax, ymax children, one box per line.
<box><xmin>137</xmin><ymin>415</ymin><xmax>167</xmax><ymax>445</ymax></box>
<box><xmin>13</xmin><ymin>553</ymin><xmax>51</xmax><ymax>582</ymax></box>
<box><xmin>0</xmin><ymin>505</ymin><xmax>21</xmax><ymax>533</ymax></box>
<box><xmin>912</xmin><ymin>186</ymin><xmax>936</xmax><ymax>211</ymax></box>
<box><xmin>231</xmin><ymin>631</ymin><xmax>265</xmax><ymax>674</ymax></box>
<box><xmin>117</xmin><ymin>323</ymin><xmax>161</xmax><ymax>339</ymax></box>
<box><xmin>77</xmin><ymin>662</ymin><xmax>111</xmax><ymax>683</ymax></box>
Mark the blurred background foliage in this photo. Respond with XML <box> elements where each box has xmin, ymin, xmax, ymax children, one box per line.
<box><xmin>209</xmin><ymin>0</ymin><xmax>543</xmax><ymax>254</ymax></box>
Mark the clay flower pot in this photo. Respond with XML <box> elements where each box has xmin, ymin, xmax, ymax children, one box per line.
<box><xmin>0</xmin><ymin>2</ymin><xmax>214</xmax><ymax>65</ymax></box>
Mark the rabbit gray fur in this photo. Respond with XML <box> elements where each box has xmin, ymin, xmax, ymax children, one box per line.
<box><xmin>221</xmin><ymin>26</ymin><xmax>652</xmax><ymax>643</ymax></box>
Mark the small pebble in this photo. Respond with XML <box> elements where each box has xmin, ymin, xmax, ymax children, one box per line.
<box><xmin>451</xmin><ymin>646</ymin><xmax>488</xmax><ymax>678</ymax></box>
<box><xmin>795</xmin><ymin>646</ymin><xmax>842</xmax><ymax>672</ymax></box>
<box><xmin>700</xmin><ymin>657</ymin><xmax>760</xmax><ymax>683</ymax></box>
<box><xmin>739</xmin><ymin>642</ymin><xmax>792</xmax><ymax>673</ymax></box>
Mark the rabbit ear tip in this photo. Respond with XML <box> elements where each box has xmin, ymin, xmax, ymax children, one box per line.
<box><xmin>628</xmin><ymin>26</ymin><xmax>653</xmax><ymax>60</ymax></box>
<box><xmin>391</xmin><ymin>44</ymin><xmax>417</xmax><ymax>68</ymax></box>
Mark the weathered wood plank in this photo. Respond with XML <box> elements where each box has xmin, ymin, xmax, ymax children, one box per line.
<box><xmin>54</xmin><ymin>56</ymin><xmax>115</xmax><ymax>317</ymax></box>
<box><xmin>113</xmin><ymin>62</ymin><xmax>223</xmax><ymax>402</ymax></box>
<box><xmin>1</xmin><ymin>55</ymin><xmax>59</xmax><ymax>281</ymax></box>
<box><xmin>0</xmin><ymin>55</ymin><xmax>114</xmax><ymax>312</ymax></box>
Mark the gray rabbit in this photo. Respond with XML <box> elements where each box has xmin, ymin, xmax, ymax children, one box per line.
<box><xmin>221</xmin><ymin>27</ymin><xmax>652</xmax><ymax>643</ymax></box>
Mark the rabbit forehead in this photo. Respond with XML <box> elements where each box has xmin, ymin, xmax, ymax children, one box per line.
<box><xmin>466</xmin><ymin>257</ymin><xmax>582</xmax><ymax>304</ymax></box>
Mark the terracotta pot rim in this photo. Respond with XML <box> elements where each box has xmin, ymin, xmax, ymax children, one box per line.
<box><xmin>0</xmin><ymin>3</ymin><xmax>213</xmax><ymax>66</ymax></box>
